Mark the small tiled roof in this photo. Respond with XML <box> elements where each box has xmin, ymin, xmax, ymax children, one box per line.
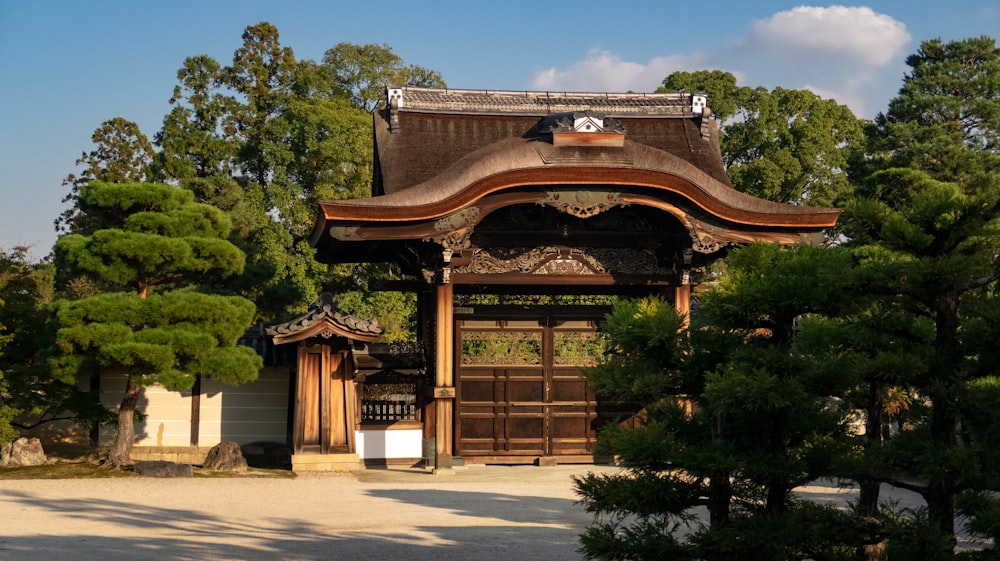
<box><xmin>266</xmin><ymin>293</ymin><xmax>382</xmax><ymax>345</ymax></box>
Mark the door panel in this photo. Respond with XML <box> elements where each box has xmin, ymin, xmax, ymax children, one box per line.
<box><xmin>298</xmin><ymin>350</ymin><xmax>322</xmax><ymax>451</ymax></box>
<box><xmin>456</xmin><ymin>316</ymin><xmax>603</xmax><ymax>458</ymax></box>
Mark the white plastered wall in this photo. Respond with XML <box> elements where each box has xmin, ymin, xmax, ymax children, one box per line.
<box><xmin>99</xmin><ymin>367</ymin><xmax>289</xmax><ymax>448</ymax></box>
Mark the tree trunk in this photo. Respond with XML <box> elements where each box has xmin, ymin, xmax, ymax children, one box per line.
<box><xmin>708</xmin><ymin>472</ymin><xmax>732</xmax><ymax>529</ymax></box>
<box><xmin>925</xmin><ymin>294</ymin><xmax>960</xmax><ymax>548</ymax></box>
<box><xmin>926</xmin><ymin>396</ymin><xmax>958</xmax><ymax>544</ymax></box>
<box><xmin>765</xmin><ymin>412</ymin><xmax>789</xmax><ymax>514</ymax></box>
<box><xmin>106</xmin><ymin>376</ymin><xmax>141</xmax><ymax>469</ymax></box>
<box><xmin>858</xmin><ymin>382</ymin><xmax>885</xmax><ymax>517</ymax></box>
<box><xmin>708</xmin><ymin>411</ymin><xmax>731</xmax><ymax>528</ymax></box>
<box><xmin>926</xmin><ymin>482</ymin><xmax>957</xmax><ymax>540</ymax></box>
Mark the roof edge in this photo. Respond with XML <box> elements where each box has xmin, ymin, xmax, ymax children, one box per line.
<box><xmin>386</xmin><ymin>85</ymin><xmax>709</xmax><ymax>118</ymax></box>
<box><xmin>267</xmin><ymin>293</ymin><xmax>382</xmax><ymax>345</ymax></box>
<box><xmin>313</xmin><ymin>139</ymin><xmax>839</xmax><ymax>230</ymax></box>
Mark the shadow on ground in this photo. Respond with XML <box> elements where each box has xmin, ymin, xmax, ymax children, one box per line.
<box><xmin>0</xmin><ymin>483</ymin><xmax>590</xmax><ymax>561</ymax></box>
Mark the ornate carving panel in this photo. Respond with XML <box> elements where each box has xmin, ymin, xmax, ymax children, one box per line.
<box><xmin>539</xmin><ymin>191</ymin><xmax>626</xmax><ymax>218</ymax></box>
<box><xmin>426</xmin><ymin>207</ymin><xmax>480</xmax><ymax>250</ymax></box>
<box><xmin>453</xmin><ymin>246</ymin><xmax>672</xmax><ymax>276</ymax></box>
<box><xmin>687</xmin><ymin>218</ymin><xmax>737</xmax><ymax>254</ymax></box>
<box><xmin>327</xmin><ymin>225</ymin><xmax>362</xmax><ymax>241</ymax></box>
<box><xmin>434</xmin><ymin>208</ymin><xmax>480</xmax><ymax>233</ymax></box>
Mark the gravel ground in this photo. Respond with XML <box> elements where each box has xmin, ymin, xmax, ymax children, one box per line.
<box><xmin>0</xmin><ymin>464</ymin><xmax>615</xmax><ymax>561</ymax></box>
<box><xmin>0</xmin><ymin>464</ymin><xmax>986</xmax><ymax>561</ymax></box>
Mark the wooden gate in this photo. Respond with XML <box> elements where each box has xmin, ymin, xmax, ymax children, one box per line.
<box><xmin>455</xmin><ymin>313</ymin><xmax>608</xmax><ymax>462</ymax></box>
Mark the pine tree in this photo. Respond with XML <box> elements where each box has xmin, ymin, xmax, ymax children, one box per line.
<box><xmin>51</xmin><ymin>182</ymin><xmax>262</xmax><ymax>468</ymax></box>
<box><xmin>576</xmin><ymin>244</ymin><xmax>859</xmax><ymax>560</ymax></box>
<box><xmin>839</xmin><ymin>36</ymin><xmax>1000</xmax><ymax>553</ymax></box>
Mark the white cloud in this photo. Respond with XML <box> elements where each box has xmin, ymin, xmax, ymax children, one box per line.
<box><xmin>529</xmin><ymin>5</ymin><xmax>912</xmax><ymax>118</ymax></box>
<box><xmin>745</xmin><ymin>5</ymin><xmax>911</xmax><ymax>66</ymax></box>
<box><xmin>532</xmin><ymin>49</ymin><xmax>699</xmax><ymax>93</ymax></box>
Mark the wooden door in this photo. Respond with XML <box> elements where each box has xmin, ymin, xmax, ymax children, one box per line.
<box><xmin>455</xmin><ymin>317</ymin><xmax>604</xmax><ymax>460</ymax></box>
<box><xmin>294</xmin><ymin>343</ymin><xmax>353</xmax><ymax>454</ymax></box>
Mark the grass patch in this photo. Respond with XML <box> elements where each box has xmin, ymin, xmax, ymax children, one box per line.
<box><xmin>193</xmin><ymin>467</ymin><xmax>296</xmax><ymax>478</ymax></box>
<box><xmin>0</xmin><ymin>462</ymin><xmax>137</xmax><ymax>480</ymax></box>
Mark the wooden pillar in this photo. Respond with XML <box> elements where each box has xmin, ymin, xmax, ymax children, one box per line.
<box><xmin>293</xmin><ymin>344</ymin><xmax>311</xmax><ymax>454</ymax></box>
<box><xmin>89</xmin><ymin>371</ymin><xmax>101</xmax><ymax>448</ymax></box>
<box><xmin>319</xmin><ymin>344</ymin><xmax>332</xmax><ymax>454</ymax></box>
<box><xmin>434</xmin><ymin>282</ymin><xmax>455</xmax><ymax>472</ymax></box>
<box><xmin>675</xmin><ymin>283</ymin><xmax>691</xmax><ymax>327</ymax></box>
<box><xmin>343</xmin><ymin>350</ymin><xmax>358</xmax><ymax>454</ymax></box>
<box><xmin>189</xmin><ymin>375</ymin><xmax>202</xmax><ymax>447</ymax></box>
<box><xmin>418</xmin><ymin>290</ymin><xmax>437</xmax><ymax>447</ymax></box>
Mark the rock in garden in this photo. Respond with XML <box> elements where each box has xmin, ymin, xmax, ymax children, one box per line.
<box><xmin>1</xmin><ymin>437</ymin><xmax>48</xmax><ymax>467</ymax></box>
<box><xmin>134</xmin><ymin>460</ymin><xmax>193</xmax><ymax>477</ymax></box>
<box><xmin>202</xmin><ymin>441</ymin><xmax>248</xmax><ymax>472</ymax></box>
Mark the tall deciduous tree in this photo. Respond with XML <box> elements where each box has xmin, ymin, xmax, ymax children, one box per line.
<box><xmin>150</xmin><ymin>24</ymin><xmax>450</xmax><ymax>329</ymax></box>
<box><xmin>0</xmin><ymin>246</ymin><xmax>110</xmax><ymax>441</ymax></box>
<box><xmin>51</xmin><ymin>182</ymin><xmax>262</xmax><ymax>468</ymax></box>
<box><xmin>58</xmin><ymin>118</ymin><xmax>154</xmax><ymax>235</ymax></box>
<box><xmin>183</xmin><ymin>175</ymin><xmax>325</xmax><ymax>323</ymax></box>
<box><xmin>0</xmin><ymin>246</ymin><xmax>46</xmax><ymax>444</ymax></box>
<box><xmin>221</xmin><ymin>21</ymin><xmax>297</xmax><ymax>188</ymax></box>
<box><xmin>660</xmin><ymin>72</ymin><xmax>865</xmax><ymax>207</ymax></box>
<box><xmin>153</xmin><ymin>55</ymin><xmax>237</xmax><ymax>182</ymax></box>
<box><xmin>321</xmin><ymin>42</ymin><xmax>446</xmax><ymax>111</ymax></box>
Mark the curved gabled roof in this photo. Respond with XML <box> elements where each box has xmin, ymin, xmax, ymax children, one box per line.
<box><xmin>266</xmin><ymin>293</ymin><xmax>382</xmax><ymax>345</ymax></box>
<box><xmin>314</xmin><ymin>138</ymin><xmax>837</xmax><ymax>228</ymax></box>
<box><xmin>310</xmin><ymin>86</ymin><xmax>840</xmax><ymax>259</ymax></box>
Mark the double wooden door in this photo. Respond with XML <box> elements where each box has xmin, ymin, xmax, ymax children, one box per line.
<box><xmin>455</xmin><ymin>315</ymin><xmax>605</xmax><ymax>460</ymax></box>
<box><xmin>294</xmin><ymin>343</ymin><xmax>356</xmax><ymax>454</ymax></box>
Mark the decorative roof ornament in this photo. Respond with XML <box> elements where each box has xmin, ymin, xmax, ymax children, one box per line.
<box><xmin>691</xmin><ymin>94</ymin><xmax>707</xmax><ymax>115</ymax></box>
<box><xmin>267</xmin><ymin>293</ymin><xmax>382</xmax><ymax>345</ymax></box>
<box><xmin>691</xmin><ymin>93</ymin><xmax>712</xmax><ymax>140</ymax></box>
<box><xmin>542</xmin><ymin>111</ymin><xmax>626</xmax><ymax>147</ymax></box>
<box><xmin>387</xmin><ymin>85</ymin><xmax>404</xmax><ymax>133</ymax></box>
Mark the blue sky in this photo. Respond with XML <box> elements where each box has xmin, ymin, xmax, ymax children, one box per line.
<box><xmin>1</xmin><ymin>0</ymin><xmax>998</xmax><ymax>257</ymax></box>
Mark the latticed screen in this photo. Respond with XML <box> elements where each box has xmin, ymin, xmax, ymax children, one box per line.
<box><xmin>361</xmin><ymin>381</ymin><xmax>418</xmax><ymax>422</ymax></box>
<box><xmin>460</xmin><ymin>330</ymin><xmax>543</xmax><ymax>366</ymax></box>
<box><xmin>553</xmin><ymin>330</ymin><xmax>605</xmax><ymax>366</ymax></box>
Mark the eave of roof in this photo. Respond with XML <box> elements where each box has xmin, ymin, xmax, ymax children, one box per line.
<box><xmin>311</xmin><ymin>137</ymin><xmax>839</xmax><ymax>248</ymax></box>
